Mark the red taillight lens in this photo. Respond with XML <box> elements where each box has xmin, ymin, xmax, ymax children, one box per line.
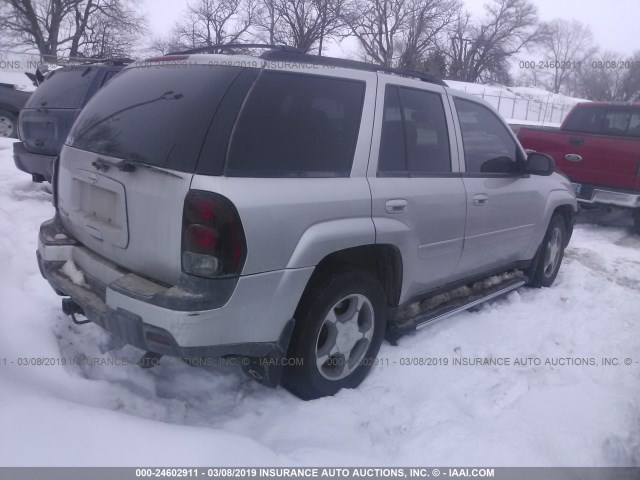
<box><xmin>184</xmin><ymin>225</ymin><xmax>219</xmax><ymax>254</ymax></box>
<box><xmin>181</xmin><ymin>191</ymin><xmax>246</xmax><ymax>278</ymax></box>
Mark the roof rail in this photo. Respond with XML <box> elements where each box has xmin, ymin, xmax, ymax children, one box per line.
<box><xmin>168</xmin><ymin>43</ymin><xmax>302</xmax><ymax>55</ymax></box>
<box><xmin>260</xmin><ymin>50</ymin><xmax>447</xmax><ymax>87</ymax></box>
<box><xmin>390</xmin><ymin>68</ymin><xmax>445</xmax><ymax>86</ymax></box>
<box><xmin>165</xmin><ymin>42</ymin><xmax>447</xmax><ymax>87</ymax></box>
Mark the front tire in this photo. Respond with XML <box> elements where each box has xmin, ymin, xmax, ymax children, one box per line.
<box><xmin>282</xmin><ymin>270</ymin><xmax>387</xmax><ymax>400</ymax></box>
<box><xmin>529</xmin><ymin>213</ymin><xmax>567</xmax><ymax>288</ymax></box>
<box><xmin>0</xmin><ymin>110</ymin><xmax>18</xmax><ymax>138</ymax></box>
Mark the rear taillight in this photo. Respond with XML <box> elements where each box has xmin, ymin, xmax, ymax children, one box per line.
<box><xmin>181</xmin><ymin>191</ymin><xmax>246</xmax><ymax>278</ymax></box>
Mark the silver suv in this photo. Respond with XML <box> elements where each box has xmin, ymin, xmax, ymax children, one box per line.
<box><xmin>37</xmin><ymin>46</ymin><xmax>577</xmax><ymax>399</ymax></box>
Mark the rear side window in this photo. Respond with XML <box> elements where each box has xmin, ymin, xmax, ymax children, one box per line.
<box><xmin>565</xmin><ymin>106</ymin><xmax>640</xmax><ymax>137</ymax></box>
<box><xmin>226</xmin><ymin>71</ymin><xmax>365</xmax><ymax>177</ymax></box>
<box><xmin>563</xmin><ymin>106</ymin><xmax>605</xmax><ymax>134</ymax></box>
<box><xmin>378</xmin><ymin>85</ymin><xmax>451</xmax><ymax>175</ymax></box>
<box><xmin>454</xmin><ymin>98</ymin><xmax>520</xmax><ymax>174</ymax></box>
<box><xmin>68</xmin><ymin>65</ymin><xmax>242</xmax><ymax>173</ymax></box>
<box><xmin>27</xmin><ymin>66</ymin><xmax>97</xmax><ymax>108</ymax></box>
<box><xmin>602</xmin><ymin>109</ymin><xmax>640</xmax><ymax>137</ymax></box>
<box><xmin>628</xmin><ymin>112</ymin><xmax>640</xmax><ymax>137</ymax></box>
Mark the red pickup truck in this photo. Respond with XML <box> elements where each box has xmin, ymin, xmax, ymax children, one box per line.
<box><xmin>518</xmin><ymin>102</ymin><xmax>640</xmax><ymax>232</ymax></box>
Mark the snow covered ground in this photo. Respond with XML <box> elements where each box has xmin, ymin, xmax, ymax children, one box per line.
<box><xmin>0</xmin><ymin>136</ymin><xmax>638</xmax><ymax>467</ymax></box>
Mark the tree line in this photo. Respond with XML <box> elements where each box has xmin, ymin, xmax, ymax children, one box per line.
<box><xmin>1</xmin><ymin>0</ymin><xmax>638</xmax><ymax>101</ymax></box>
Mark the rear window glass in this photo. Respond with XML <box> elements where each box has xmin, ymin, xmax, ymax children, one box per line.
<box><xmin>27</xmin><ymin>66</ymin><xmax>97</xmax><ymax>108</ymax></box>
<box><xmin>68</xmin><ymin>65</ymin><xmax>242</xmax><ymax>173</ymax></box>
<box><xmin>226</xmin><ymin>71</ymin><xmax>365</xmax><ymax>177</ymax></box>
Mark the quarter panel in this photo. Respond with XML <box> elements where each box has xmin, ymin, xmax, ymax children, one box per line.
<box><xmin>189</xmin><ymin>176</ymin><xmax>376</xmax><ymax>274</ymax></box>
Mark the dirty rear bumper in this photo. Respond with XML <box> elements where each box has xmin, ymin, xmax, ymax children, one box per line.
<box><xmin>37</xmin><ymin>217</ymin><xmax>312</xmax><ymax>386</ymax></box>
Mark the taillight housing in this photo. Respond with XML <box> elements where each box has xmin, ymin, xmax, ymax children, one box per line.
<box><xmin>181</xmin><ymin>191</ymin><xmax>246</xmax><ymax>278</ymax></box>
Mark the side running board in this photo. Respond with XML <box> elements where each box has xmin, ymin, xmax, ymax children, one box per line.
<box><xmin>387</xmin><ymin>277</ymin><xmax>527</xmax><ymax>342</ymax></box>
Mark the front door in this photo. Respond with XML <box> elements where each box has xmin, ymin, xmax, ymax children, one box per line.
<box><xmin>450</xmin><ymin>95</ymin><xmax>544</xmax><ymax>277</ymax></box>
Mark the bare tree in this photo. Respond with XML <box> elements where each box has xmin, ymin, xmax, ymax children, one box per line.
<box><xmin>172</xmin><ymin>0</ymin><xmax>258</xmax><ymax>50</ymax></box>
<box><xmin>0</xmin><ymin>0</ymin><xmax>146</xmax><ymax>62</ymax></box>
<box><xmin>396</xmin><ymin>0</ymin><xmax>459</xmax><ymax>69</ymax></box>
<box><xmin>253</xmin><ymin>0</ymin><xmax>345</xmax><ymax>54</ymax></box>
<box><xmin>572</xmin><ymin>51</ymin><xmax>640</xmax><ymax>101</ymax></box>
<box><xmin>147</xmin><ymin>36</ymin><xmax>184</xmax><ymax>56</ymax></box>
<box><xmin>620</xmin><ymin>51</ymin><xmax>640</xmax><ymax>102</ymax></box>
<box><xmin>342</xmin><ymin>0</ymin><xmax>458</xmax><ymax>68</ymax></box>
<box><xmin>71</xmin><ymin>0</ymin><xmax>146</xmax><ymax>58</ymax></box>
<box><xmin>445</xmin><ymin>0</ymin><xmax>540</xmax><ymax>83</ymax></box>
<box><xmin>254</xmin><ymin>0</ymin><xmax>279</xmax><ymax>44</ymax></box>
<box><xmin>538</xmin><ymin>19</ymin><xmax>596</xmax><ymax>94</ymax></box>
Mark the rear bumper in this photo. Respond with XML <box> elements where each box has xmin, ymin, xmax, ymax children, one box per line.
<box><xmin>37</xmin><ymin>217</ymin><xmax>314</xmax><ymax>385</ymax></box>
<box><xmin>13</xmin><ymin>141</ymin><xmax>55</xmax><ymax>181</ymax></box>
<box><xmin>576</xmin><ymin>183</ymin><xmax>640</xmax><ymax>209</ymax></box>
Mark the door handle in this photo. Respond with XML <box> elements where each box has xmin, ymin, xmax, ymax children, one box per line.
<box><xmin>473</xmin><ymin>194</ymin><xmax>488</xmax><ymax>206</ymax></box>
<box><xmin>565</xmin><ymin>154</ymin><xmax>582</xmax><ymax>162</ymax></box>
<box><xmin>385</xmin><ymin>199</ymin><xmax>408</xmax><ymax>214</ymax></box>
<box><xmin>569</xmin><ymin>137</ymin><xmax>584</xmax><ymax>145</ymax></box>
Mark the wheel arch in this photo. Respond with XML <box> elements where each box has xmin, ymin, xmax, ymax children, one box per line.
<box><xmin>0</xmin><ymin>104</ymin><xmax>19</xmax><ymax>116</ymax></box>
<box><xmin>553</xmin><ymin>204</ymin><xmax>575</xmax><ymax>246</ymax></box>
<box><xmin>299</xmin><ymin>244</ymin><xmax>404</xmax><ymax>311</ymax></box>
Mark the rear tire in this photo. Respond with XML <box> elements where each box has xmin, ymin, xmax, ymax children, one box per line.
<box><xmin>528</xmin><ymin>213</ymin><xmax>567</xmax><ymax>288</ymax></box>
<box><xmin>282</xmin><ymin>270</ymin><xmax>387</xmax><ymax>400</ymax></box>
<box><xmin>0</xmin><ymin>110</ymin><xmax>18</xmax><ymax>138</ymax></box>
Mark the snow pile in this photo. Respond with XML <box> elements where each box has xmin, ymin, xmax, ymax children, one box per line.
<box><xmin>60</xmin><ymin>260</ymin><xmax>87</xmax><ymax>287</ymax></box>
<box><xmin>447</xmin><ymin>80</ymin><xmax>587</xmax><ymax>127</ymax></box>
<box><xmin>0</xmin><ymin>137</ymin><xmax>638</xmax><ymax>467</ymax></box>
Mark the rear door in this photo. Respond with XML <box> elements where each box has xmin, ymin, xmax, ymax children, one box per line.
<box><xmin>559</xmin><ymin>106</ymin><xmax>640</xmax><ymax>190</ymax></box>
<box><xmin>368</xmin><ymin>75</ymin><xmax>467</xmax><ymax>301</ymax></box>
<box><xmin>450</xmin><ymin>95</ymin><xmax>544</xmax><ymax>276</ymax></box>
<box><xmin>57</xmin><ymin>63</ymin><xmax>246</xmax><ymax>286</ymax></box>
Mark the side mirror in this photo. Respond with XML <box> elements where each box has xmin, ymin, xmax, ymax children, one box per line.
<box><xmin>526</xmin><ymin>152</ymin><xmax>555</xmax><ymax>176</ymax></box>
<box><xmin>480</xmin><ymin>156</ymin><xmax>519</xmax><ymax>174</ymax></box>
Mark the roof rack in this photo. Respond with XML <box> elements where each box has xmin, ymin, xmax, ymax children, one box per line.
<box><xmin>55</xmin><ymin>57</ymin><xmax>134</xmax><ymax>66</ymax></box>
<box><xmin>260</xmin><ymin>50</ymin><xmax>447</xmax><ymax>87</ymax></box>
<box><xmin>166</xmin><ymin>42</ymin><xmax>447</xmax><ymax>87</ymax></box>
<box><xmin>84</xmin><ymin>57</ymin><xmax>134</xmax><ymax>66</ymax></box>
<box><xmin>168</xmin><ymin>43</ymin><xmax>302</xmax><ymax>55</ymax></box>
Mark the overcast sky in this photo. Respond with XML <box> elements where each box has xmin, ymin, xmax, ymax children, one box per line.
<box><xmin>141</xmin><ymin>0</ymin><xmax>638</xmax><ymax>57</ymax></box>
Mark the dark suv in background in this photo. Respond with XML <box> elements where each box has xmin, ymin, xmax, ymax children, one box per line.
<box><xmin>13</xmin><ymin>59</ymin><xmax>131</xmax><ymax>182</ymax></box>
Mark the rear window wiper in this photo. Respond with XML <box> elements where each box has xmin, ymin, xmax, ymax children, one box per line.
<box><xmin>92</xmin><ymin>157</ymin><xmax>182</xmax><ymax>178</ymax></box>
